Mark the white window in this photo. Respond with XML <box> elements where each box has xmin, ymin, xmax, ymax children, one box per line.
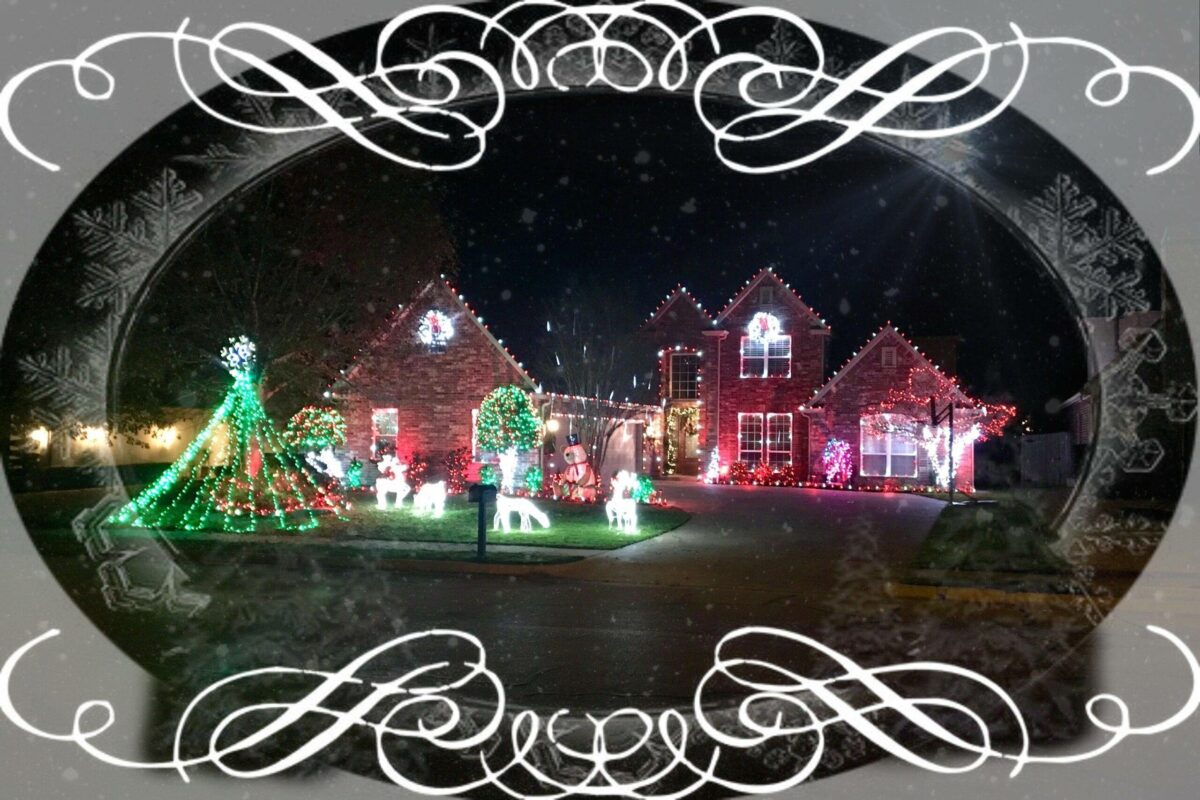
<box><xmin>371</xmin><ymin>408</ymin><xmax>398</xmax><ymax>457</ymax></box>
<box><xmin>881</xmin><ymin>347</ymin><xmax>897</xmax><ymax>368</ymax></box>
<box><xmin>669</xmin><ymin>353</ymin><xmax>700</xmax><ymax>399</ymax></box>
<box><xmin>860</xmin><ymin>414</ymin><xmax>918</xmax><ymax>477</ymax></box>
<box><xmin>738</xmin><ymin>413</ymin><xmax>764</xmax><ymax>465</ymax></box>
<box><xmin>740</xmin><ymin>335</ymin><xmax>791</xmax><ymax>378</ymax></box>
<box><xmin>766</xmin><ymin>413</ymin><xmax>792</xmax><ymax>466</ymax></box>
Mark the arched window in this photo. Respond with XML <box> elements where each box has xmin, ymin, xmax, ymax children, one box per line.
<box><xmin>860</xmin><ymin>414</ymin><xmax>918</xmax><ymax>477</ymax></box>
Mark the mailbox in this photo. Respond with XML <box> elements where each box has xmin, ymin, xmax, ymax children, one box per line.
<box><xmin>468</xmin><ymin>483</ymin><xmax>497</xmax><ymax>504</ymax></box>
<box><xmin>466</xmin><ymin>483</ymin><xmax>496</xmax><ymax>561</ymax></box>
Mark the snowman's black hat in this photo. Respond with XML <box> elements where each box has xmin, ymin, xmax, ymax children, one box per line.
<box><xmin>566</xmin><ymin>433</ymin><xmax>581</xmax><ymax>446</ymax></box>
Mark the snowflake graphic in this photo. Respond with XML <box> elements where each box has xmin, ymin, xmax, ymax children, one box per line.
<box><xmin>17</xmin><ymin>167</ymin><xmax>210</xmax><ymax>616</ymax></box>
<box><xmin>74</xmin><ymin>168</ymin><xmax>202</xmax><ymax>318</ymax></box>
<box><xmin>1009</xmin><ymin>173</ymin><xmax>1149</xmax><ymax>318</ymax></box>
<box><xmin>176</xmin><ymin>95</ymin><xmax>359</xmax><ymax>178</ymax></box>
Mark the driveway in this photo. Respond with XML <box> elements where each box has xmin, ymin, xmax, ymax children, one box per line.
<box><xmin>33</xmin><ymin>483</ymin><xmax>947</xmax><ymax>712</ymax></box>
<box><xmin>556</xmin><ymin>481</ymin><xmax>945</xmax><ymax>601</ymax></box>
<box><xmin>211</xmin><ymin>482</ymin><xmax>944</xmax><ymax>709</ymax></box>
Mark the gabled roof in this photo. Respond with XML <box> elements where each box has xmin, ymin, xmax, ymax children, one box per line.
<box><xmin>337</xmin><ymin>277</ymin><xmax>538</xmax><ymax>389</ymax></box>
<box><xmin>803</xmin><ymin>324</ymin><xmax>971</xmax><ymax>408</ymax></box>
<box><xmin>715</xmin><ymin>268</ymin><xmax>830</xmax><ymax>332</ymax></box>
<box><xmin>643</xmin><ymin>284</ymin><xmax>714</xmax><ymax>328</ymax></box>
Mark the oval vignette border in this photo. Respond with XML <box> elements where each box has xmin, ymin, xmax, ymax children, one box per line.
<box><xmin>0</xmin><ymin>0</ymin><xmax>1197</xmax><ymax>794</ymax></box>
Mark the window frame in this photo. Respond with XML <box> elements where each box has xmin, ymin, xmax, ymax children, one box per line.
<box><xmin>738</xmin><ymin>413</ymin><xmax>765</xmax><ymax>465</ymax></box>
<box><xmin>669</xmin><ymin>352</ymin><xmax>700</xmax><ymax>400</ymax></box>
<box><xmin>859</xmin><ymin>414</ymin><xmax>919</xmax><ymax>478</ymax></box>
<box><xmin>765</xmin><ymin>413</ymin><xmax>792</xmax><ymax>466</ymax></box>
<box><xmin>371</xmin><ymin>407</ymin><xmax>399</xmax><ymax>457</ymax></box>
<box><xmin>740</xmin><ymin>335</ymin><xmax>792</xmax><ymax>378</ymax></box>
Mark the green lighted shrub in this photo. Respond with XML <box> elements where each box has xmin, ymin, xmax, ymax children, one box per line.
<box><xmin>479</xmin><ymin>464</ymin><xmax>498</xmax><ymax>487</ymax></box>
<box><xmin>632</xmin><ymin>474</ymin><xmax>654</xmax><ymax>502</ymax></box>
<box><xmin>346</xmin><ymin>459</ymin><xmax>363</xmax><ymax>489</ymax></box>
<box><xmin>525</xmin><ymin>465</ymin><xmax>544</xmax><ymax>493</ymax></box>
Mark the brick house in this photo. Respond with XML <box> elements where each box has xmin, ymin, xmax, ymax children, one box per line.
<box><xmin>334</xmin><ymin>279</ymin><xmax>656</xmax><ymax>484</ymax></box>
<box><xmin>800</xmin><ymin>325</ymin><xmax>977</xmax><ymax>491</ymax></box>
<box><xmin>643</xmin><ymin>268</ymin><xmax>830</xmax><ymax>479</ymax></box>
<box><xmin>643</xmin><ymin>269</ymin><xmax>981</xmax><ymax>490</ymax></box>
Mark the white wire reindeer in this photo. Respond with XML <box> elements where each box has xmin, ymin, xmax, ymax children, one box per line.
<box><xmin>605</xmin><ymin>470</ymin><xmax>639</xmax><ymax>534</ymax></box>
<box><xmin>413</xmin><ymin>481</ymin><xmax>447</xmax><ymax>518</ymax></box>
<box><xmin>374</xmin><ymin>455</ymin><xmax>410</xmax><ymax>509</ymax></box>
<box><xmin>493</xmin><ymin>494</ymin><xmax>551</xmax><ymax>533</ymax></box>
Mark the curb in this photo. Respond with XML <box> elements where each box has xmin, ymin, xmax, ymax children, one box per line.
<box><xmin>885</xmin><ymin>580</ymin><xmax>1114</xmax><ymax>609</ymax></box>
<box><xmin>375</xmin><ymin>557</ymin><xmax>580</xmax><ymax>576</ymax></box>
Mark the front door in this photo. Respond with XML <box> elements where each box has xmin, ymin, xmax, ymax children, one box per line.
<box><xmin>678</xmin><ymin>423</ymin><xmax>700</xmax><ymax>474</ymax></box>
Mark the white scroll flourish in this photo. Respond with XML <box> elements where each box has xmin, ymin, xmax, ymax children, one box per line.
<box><xmin>1</xmin><ymin>625</ymin><xmax>1197</xmax><ymax>796</ymax></box>
<box><xmin>0</xmin><ymin>2</ymin><xmax>1197</xmax><ymax>175</ymax></box>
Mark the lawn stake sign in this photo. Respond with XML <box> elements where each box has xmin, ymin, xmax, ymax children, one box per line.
<box><xmin>1</xmin><ymin>1</ymin><xmax>1199</xmax><ymax>798</ymax></box>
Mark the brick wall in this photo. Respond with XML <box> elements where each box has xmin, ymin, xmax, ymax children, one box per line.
<box><xmin>337</xmin><ymin>283</ymin><xmax>533</xmax><ymax>477</ymax></box>
<box><xmin>807</xmin><ymin>329</ymin><xmax>974</xmax><ymax>490</ymax></box>
<box><xmin>708</xmin><ymin>300</ymin><xmax>827</xmax><ymax>478</ymax></box>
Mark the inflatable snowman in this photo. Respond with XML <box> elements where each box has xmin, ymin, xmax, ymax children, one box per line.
<box><xmin>555</xmin><ymin>433</ymin><xmax>598</xmax><ymax>502</ymax></box>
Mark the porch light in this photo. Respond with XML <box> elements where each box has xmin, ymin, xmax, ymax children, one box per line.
<box><xmin>28</xmin><ymin>427</ymin><xmax>49</xmax><ymax>450</ymax></box>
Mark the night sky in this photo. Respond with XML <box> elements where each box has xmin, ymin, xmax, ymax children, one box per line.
<box><xmin>3</xmin><ymin>91</ymin><xmax>1093</xmax><ymax>433</ymax></box>
<box><xmin>1</xmin><ymin>7</ymin><xmax>1108</xmax><ymax>435</ymax></box>
<box><xmin>428</xmin><ymin>93</ymin><xmax>1086</xmax><ymax>427</ymax></box>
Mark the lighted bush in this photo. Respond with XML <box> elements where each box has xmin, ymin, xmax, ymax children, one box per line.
<box><xmin>525</xmin><ymin>465</ymin><xmax>544</xmax><ymax>493</ymax></box>
<box><xmin>345</xmin><ymin>459</ymin><xmax>363</xmax><ymax>489</ymax></box>
<box><xmin>632</xmin><ymin>474</ymin><xmax>655</xmax><ymax>502</ymax></box>
<box><xmin>479</xmin><ymin>464</ymin><xmax>498</xmax><ymax>487</ymax></box>
<box><xmin>728</xmin><ymin>461</ymin><xmax>751</xmax><ymax>484</ymax></box>
<box><xmin>443</xmin><ymin>447</ymin><xmax>470</xmax><ymax>494</ymax></box>
<box><xmin>408</xmin><ymin>453</ymin><xmax>429</xmax><ymax>492</ymax></box>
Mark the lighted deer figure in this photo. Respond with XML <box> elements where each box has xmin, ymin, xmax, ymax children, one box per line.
<box><xmin>306</xmin><ymin>446</ymin><xmax>344</xmax><ymax>481</ymax></box>
<box><xmin>493</xmin><ymin>494</ymin><xmax>551</xmax><ymax>533</ymax></box>
<box><xmin>374</xmin><ymin>454</ymin><xmax>410</xmax><ymax>509</ymax></box>
<box><xmin>605</xmin><ymin>470</ymin><xmax>639</xmax><ymax>534</ymax></box>
<box><xmin>413</xmin><ymin>481</ymin><xmax>447</xmax><ymax>517</ymax></box>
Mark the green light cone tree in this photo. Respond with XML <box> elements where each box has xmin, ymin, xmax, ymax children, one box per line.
<box><xmin>475</xmin><ymin>385</ymin><xmax>541</xmax><ymax>494</ymax></box>
<box><xmin>108</xmin><ymin>336</ymin><xmax>342</xmax><ymax>533</ymax></box>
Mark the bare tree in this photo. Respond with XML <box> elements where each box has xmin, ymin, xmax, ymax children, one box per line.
<box><xmin>536</xmin><ymin>279</ymin><xmax>656</xmax><ymax>477</ymax></box>
<box><xmin>113</xmin><ymin>169</ymin><xmax>457</xmax><ymax>428</ymax></box>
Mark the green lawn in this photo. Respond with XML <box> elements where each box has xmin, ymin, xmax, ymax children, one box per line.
<box><xmin>326</xmin><ymin>494</ymin><xmax>689</xmax><ymax>550</ymax></box>
<box><xmin>14</xmin><ymin>488</ymin><xmax>690</xmax><ymax>554</ymax></box>
<box><xmin>912</xmin><ymin>499</ymin><xmax>1070</xmax><ymax>575</ymax></box>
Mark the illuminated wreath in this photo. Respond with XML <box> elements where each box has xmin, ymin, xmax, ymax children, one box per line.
<box><xmin>747</xmin><ymin>312</ymin><xmax>782</xmax><ymax>342</ymax></box>
<box><xmin>417</xmin><ymin>310</ymin><xmax>454</xmax><ymax>347</ymax></box>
